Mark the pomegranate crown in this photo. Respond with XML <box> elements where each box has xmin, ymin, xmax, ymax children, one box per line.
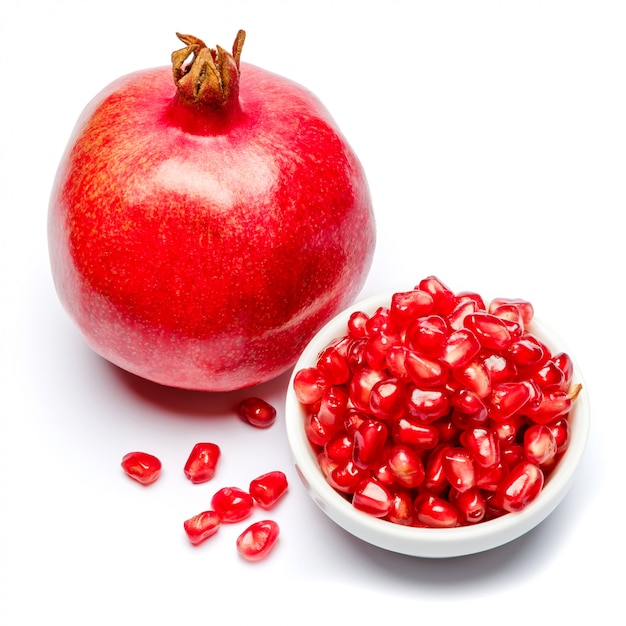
<box><xmin>172</xmin><ymin>30</ymin><xmax>246</xmax><ymax>107</ymax></box>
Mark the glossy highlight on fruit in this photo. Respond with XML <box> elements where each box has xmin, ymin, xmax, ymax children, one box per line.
<box><xmin>48</xmin><ymin>30</ymin><xmax>375</xmax><ymax>391</ymax></box>
<box><xmin>293</xmin><ymin>277</ymin><xmax>583</xmax><ymax>528</ymax></box>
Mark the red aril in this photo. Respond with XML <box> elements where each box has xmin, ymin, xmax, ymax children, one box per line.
<box><xmin>460</xmin><ymin>427</ymin><xmax>500</xmax><ymax>468</ymax></box>
<box><xmin>441</xmin><ymin>328</ymin><xmax>481</xmax><ymax>369</ymax></box>
<box><xmin>418</xmin><ymin>276</ymin><xmax>456</xmax><ymax>315</ymax></box>
<box><xmin>211</xmin><ymin>486</ymin><xmax>254</xmax><ymax>523</ymax></box>
<box><xmin>369</xmin><ymin>378</ymin><xmax>406</xmax><ymax>420</ymax></box>
<box><xmin>404</xmin><ymin>351</ymin><xmax>449</xmax><ymax>388</ymax></box>
<box><xmin>450</xmin><ymin>487</ymin><xmax>487</xmax><ymax>524</ymax></box>
<box><xmin>496</xmin><ymin>461</ymin><xmax>545</xmax><ymax>512</ymax></box>
<box><xmin>386</xmin><ymin>489</ymin><xmax>416</xmax><ymax>525</ymax></box>
<box><xmin>249</xmin><ymin>471</ymin><xmax>288</xmax><ymax>509</ymax></box>
<box><xmin>442</xmin><ymin>447</ymin><xmax>477</xmax><ymax>493</ymax></box>
<box><xmin>386</xmin><ymin>445</ymin><xmax>426</xmax><ymax>489</ymax></box>
<box><xmin>404</xmin><ymin>314</ymin><xmax>448</xmax><ymax>356</ymax></box>
<box><xmin>184</xmin><ymin>442</ymin><xmax>221</xmax><ymax>483</ymax></box>
<box><xmin>406</xmin><ymin>386</ymin><xmax>450</xmax><ymax>423</ymax></box>
<box><xmin>389</xmin><ymin>290</ymin><xmax>434</xmax><ymax>328</ymax></box>
<box><xmin>352</xmin><ymin>478</ymin><xmax>393</xmax><ymax>517</ymax></box>
<box><xmin>184</xmin><ymin>510</ymin><xmax>221</xmax><ymax>545</ymax></box>
<box><xmin>524</xmin><ymin>424</ymin><xmax>558</xmax><ymax>465</ymax></box>
<box><xmin>463</xmin><ymin>312</ymin><xmax>512</xmax><ymax>351</ymax></box>
<box><xmin>48</xmin><ymin>30</ymin><xmax>374</xmax><ymax>392</ymax></box>
<box><xmin>392</xmin><ymin>416</ymin><xmax>439</xmax><ymax>450</ymax></box>
<box><xmin>121</xmin><ymin>451</ymin><xmax>162</xmax><ymax>486</ymax></box>
<box><xmin>414</xmin><ymin>494</ymin><xmax>459</xmax><ymax>528</ymax></box>
<box><xmin>237</xmin><ymin>397</ymin><xmax>277</xmax><ymax>429</ymax></box>
<box><xmin>353</xmin><ymin>418</ymin><xmax>389</xmax><ymax>469</ymax></box>
<box><xmin>236</xmin><ymin>520</ymin><xmax>280</xmax><ymax>562</ymax></box>
<box><xmin>293</xmin><ymin>367</ymin><xmax>329</xmax><ymax>405</ymax></box>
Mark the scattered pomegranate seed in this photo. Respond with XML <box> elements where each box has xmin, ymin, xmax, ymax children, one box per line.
<box><xmin>237</xmin><ymin>397</ymin><xmax>277</xmax><ymax>428</ymax></box>
<box><xmin>211</xmin><ymin>486</ymin><xmax>254</xmax><ymax>523</ymax></box>
<box><xmin>183</xmin><ymin>510</ymin><xmax>221</xmax><ymax>545</ymax></box>
<box><xmin>184</xmin><ymin>442</ymin><xmax>221</xmax><ymax>483</ymax></box>
<box><xmin>236</xmin><ymin>520</ymin><xmax>280</xmax><ymax>562</ymax></box>
<box><xmin>249</xmin><ymin>471</ymin><xmax>289</xmax><ymax>509</ymax></box>
<box><xmin>121</xmin><ymin>451</ymin><xmax>162</xmax><ymax>486</ymax></box>
<box><xmin>293</xmin><ymin>276</ymin><xmax>583</xmax><ymax>528</ymax></box>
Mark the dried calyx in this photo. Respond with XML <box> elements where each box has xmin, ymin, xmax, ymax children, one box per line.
<box><xmin>172</xmin><ymin>30</ymin><xmax>246</xmax><ymax>108</ymax></box>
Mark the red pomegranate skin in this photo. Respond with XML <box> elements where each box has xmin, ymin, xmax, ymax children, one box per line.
<box><xmin>48</xmin><ymin>44</ymin><xmax>375</xmax><ymax>392</ymax></box>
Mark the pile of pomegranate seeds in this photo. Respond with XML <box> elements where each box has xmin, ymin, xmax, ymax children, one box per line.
<box><xmin>293</xmin><ymin>276</ymin><xmax>582</xmax><ymax>528</ymax></box>
<box><xmin>121</xmin><ymin>397</ymin><xmax>286</xmax><ymax>561</ymax></box>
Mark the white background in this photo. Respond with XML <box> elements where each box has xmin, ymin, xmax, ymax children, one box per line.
<box><xmin>1</xmin><ymin>1</ymin><xmax>624</xmax><ymax>623</ymax></box>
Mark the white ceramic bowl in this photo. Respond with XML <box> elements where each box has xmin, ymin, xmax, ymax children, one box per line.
<box><xmin>285</xmin><ymin>292</ymin><xmax>590</xmax><ymax>558</ymax></box>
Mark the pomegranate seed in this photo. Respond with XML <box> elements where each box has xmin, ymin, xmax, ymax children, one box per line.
<box><xmin>442</xmin><ymin>447</ymin><xmax>477</xmax><ymax>493</ymax></box>
<box><xmin>418</xmin><ymin>276</ymin><xmax>456</xmax><ymax>315</ymax></box>
<box><xmin>369</xmin><ymin>378</ymin><xmax>406</xmax><ymax>420</ymax></box>
<box><xmin>455</xmin><ymin>291</ymin><xmax>486</xmax><ymax>310</ymax></box>
<box><xmin>453</xmin><ymin>358</ymin><xmax>491</xmax><ymax>398</ymax></box>
<box><xmin>348</xmin><ymin>310</ymin><xmax>369</xmax><ymax>338</ymax></box>
<box><xmin>211</xmin><ymin>487</ymin><xmax>254</xmax><ymax>523</ymax></box>
<box><xmin>507</xmin><ymin>334</ymin><xmax>548</xmax><ymax>369</ymax></box>
<box><xmin>496</xmin><ymin>461</ymin><xmax>544</xmax><ymax>512</ymax></box>
<box><xmin>184</xmin><ymin>442</ymin><xmax>221</xmax><ymax>484</ymax></box>
<box><xmin>552</xmin><ymin>352</ymin><xmax>574</xmax><ymax>388</ymax></box>
<box><xmin>488</xmin><ymin>297</ymin><xmax>534</xmax><ymax>325</ymax></box>
<box><xmin>349</xmin><ymin>368</ymin><xmax>387</xmax><ymax>413</ymax></box>
<box><xmin>305</xmin><ymin>412</ymin><xmax>339</xmax><ymax>447</ymax></box>
<box><xmin>249</xmin><ymin>471</ymin><xmax>288</xmax><ymax>509</ymax></box>
<box><xmin>352</xmin><ymin>478</ymin><xmax>393</xmax><ymax>517</ymax></box>
<box><xmin>293</xmin><ymin>367</ymin><xmax>328</xmax><ymax>405</ymax></box>
<box><xmin>328</xmin><ymin>459</ymin><xmax>368</xmax><ymax>493</ymax></box>
<box><xmin>324</xmin><ymin>430</ymin><xmax>354</xmax><ymax>461</ymax></box>
<box><xmin>386</xmin><ymin>489</ymin><xmax>416</xmax><ymax>525</ymax></box>
<box><xmin>488</xmin><ymin>382</ymin><xmax>531</xmax><ymax>421</ymax></box>
<box><xmin>365</xmin><ymin>307</ymin><xmax>396</xmax><ymax>336</ymax></box>
<box><xmin>316</xmin><ymin>345</ymin><xmax>350</xmax><ymax>385</ymax></box>
<box><xmin>389</xmin><ymin>289</ymin><xmax>434</xmax><ymax>327</ymax></box>
<box><xmin>415</xmin><ymin>494</ymin><xmax>459</xmax><ymax>528</ymax></box>
<box><xmin>317</xmin><ymin>385</ymin><xmax>349</xmax><ymax>427</ymax></box>
<box><xmin>236</xmin><ymin>520</ymin><xmax>280</xmax><ymax>562</ymax></box>
<box><xmin>460</xmin><ymin>427</ymin><xmax>500</xmax><ymax>468</ymax></box>
<box><xmin>404</xmin><ymin>314</ymin><xmax>448</xmax><ymax>356</ymax></box>
<box><xmin>451</xmin><ymin>487</ymin><xmax>487</xmax><ymax>524</ymax></box>
<box><xmin>464</xmin><ymin>312</ymin><xmax>513</xmax><ymax>351</ymax></box>
<box><xmin>183</xmin><ymin>510</ymin><xmax>221</xmax><ymax>545</ymax></box>
<box><xmin>121</xmin><ymin>451</ymin><xmax>161</xmax><ymax>486</ymax></box>
<box><xmin>530</xmin><ymin>360</ymin><xmax>565</xmax><ymax>391</ymax></box>
<box><xmin>406</xmin><ymin>386</ymin><xmax>450</xmax><ymax>423</ymax></box>
<box><xmin>422</xmin><ymin>444</ymin><xmax>450</xmax><ymax>494</ymax></box>
<box><xmin>385</xmin><ymin>344</ymin><xmax>409</xmax><ymax>378</ymax></box>
<box><xmin>237</xmin><ymin>397</ymin><xmax>277</xmax><ymax>428</ymax></box>
<box><xmin>404</xmin><ymin>350</ymin><xmax>449</xmax><ymax>388</ymax></box>
<box><xmin>387</xmin><ymin>445</ymin><xmax>426</xmax><ymax>489</ymax></box>
<box><xmin>501</xmin><ymin>443</ymin><xmax>525</xmax><ymax>470</ymax></box>
<box><xmin>450</xmin><ymin>388</ymin><xmax>489</xmax><ymax>422</ymax></box>
<box><xmin>524</xmin><ymin>424</ymin><xmax>558</xmax><ymax>465</ymax></box>
<box><xmin>526</xmin><ymin>383</ymin><xmax>582</xmax><ymax>424</ymax></box>
<box><xmin>447</xmin><ymin>298</ymin><xmax>479</xmax><ymax>330</ymax></box>
<box><xmin>489</xmin><ymin>303</ymin><xmax>524</xmax><ymax>339</ymax></box>
<box><xmin>441</xmin><ymin>328</ymin><xmax>481</xmax><ymax>369</ymax></box>
<box><xmin>475</xmin><ymin>462</ymin><xmax>507</xmax><ymax>491</ymax></box>
<box><xmin>483</xmin><ymin>352</ymin><xmax>518</xmax><ymax>384</ymax></box>
<box><xmin>392</xmin><ymin>416</ymin><xmax>439</xmax><ymax>450</ymax></box>
<box><xmin>353</xmin><ymin>418</ymin><xmax>388</xmax><ymax>469</ymax></box>
<box><xmin>548</xmin><ymin>417</ymin><xmax>570</xmax><ymax>453</ymax></box>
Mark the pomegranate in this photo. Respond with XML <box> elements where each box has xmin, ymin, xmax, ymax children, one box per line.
<box><xmin>48</xmin><ymin>30</ymin><xmax>375</xmax><ymax>391</ymax></box>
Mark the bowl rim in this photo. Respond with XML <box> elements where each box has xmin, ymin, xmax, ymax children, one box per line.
<box><xmin>285</xmin><ymin>291</ymin><xmax>591</xmax><ymax>558</ymax></box>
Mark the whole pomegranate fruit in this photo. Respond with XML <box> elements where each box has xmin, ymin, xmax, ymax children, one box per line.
<box><xmin>48</xmin><ymin>31</ymin><xmax>375</xmax><ymax>391</ymax></box>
